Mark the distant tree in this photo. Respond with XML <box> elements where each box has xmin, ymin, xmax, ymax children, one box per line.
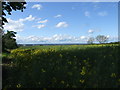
<box><xmin>87</xmin><ymin>37</ymin><xmax>94</xmax><ymax>44</ymax></box>
<box><xmin>2</xmin><ymin>30</ymin><xmax>18</xmax><ymax>52</ymax></box>
<box><xmin>96</xmin><ymin>35</ymin><xmax>108</xmax><ymax>44</ymax></box>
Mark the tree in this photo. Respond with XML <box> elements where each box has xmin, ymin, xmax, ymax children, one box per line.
<box><xmin>87</xmin><ymin>37</ymin><xmax>94</xmax><ymax>44</ymax></box>
<box><xmin>2</xmin><ymin>30</ymin><xmax>18</xmax><ymax>52</ymax></box>
<box><xmin>2</xmin><ymin>1</ymin><xmax>26</xmax><ymax>27</ymax></box>
<box><xmin>96</xmin><ymin>35</ymin><xmax>108</xmax><ymax>44</ymax></box>
<box><xmin>1</xmin><ymin>1</ymin><xmax>26</xmax><ymax>52</ymax></box>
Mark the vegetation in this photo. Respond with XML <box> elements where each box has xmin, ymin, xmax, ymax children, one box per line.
<box><xmin>3</xmin><ymin>44</ymin><xmax>120</xmax><ymax>88</ymax></box>
<box><xmin>96</xmin><ymin>35</ymin><xmax>108</xmax><ymax>44</ymax></box>
<box><xmin>1</xmin><ymin>1</ymin><xmax>26</xmax><ymax>52</ymax></box>
<box><xmin>2</xmin><ymin>1</ymin><xmax>119</xmax><ymax>88</ymax></box>
<box><xmin>87</xmin><ymin>37</ymin><xmax>94</xmax><ymax>44</ymax></box>
<box><xmin>2</xmin><ymin>1</ymin><xmax>26</xmax><ymax>26</ymax></box>
<box><xmin>2</xmin><ymin>30</ymin><xmax>18</xmax><ymax>52</ymax></box>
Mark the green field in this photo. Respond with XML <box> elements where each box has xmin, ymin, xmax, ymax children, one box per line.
<box><xmin>3</xmin><ymin>44</ymin><xmax>120</xmax><ymax>88</ymax></box>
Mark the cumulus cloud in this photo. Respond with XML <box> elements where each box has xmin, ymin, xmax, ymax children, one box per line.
<box><xmin>19</xmin><ymin>15</ymin><xmax>35</xmax><ymax>22</ymax></box>
<box><xmin>32</xmin><ymin>4</ymin><xmax>42</xmax><ymax>10</ymax></box>
<box><xmin>54</xmin><ymin>14</ymin><xmax>62</xmax><ymax>18</ymax></box>
<box><xmin>33</xmin><ymin>24</ymin><xmax>46</xmax><ymax>29</ymax></box>
<box><xmin>37</xmin><ymin>19</ymin><xmax>48</xmax><ymax>23</ymax></box>
<box><xmin>98</xmin><ymin>11</ymin><xmax>108</xmax><ymax>16</ymax></box>
<box><xmin>80</xmin><ymin>36</ymin><xmax>86</xmax><ymax>39</ymax></box>
<box><xmin>105</xmin><ymin>35</ymin><xmax>118</xmax><ymax>42</ymax></box>
<box><xmin>106</xmin><ymin>35</ymin><xmax>110</xmax><ymax>38</ymax></box>
<box><xmin>16</xmin><ymin>34</ymin><xmax>91</xmax><ymax>44</ymax></box>
<box><xmin>16</xmin><ymin>34</ymin><xmax>118</xmax><ymax>44</ymax></box>
<box><xmin>36</xmin><ymin>18</ymin><xmax>42</xmax><ymax>21</ymax></box>
<box><xmin>93</xmin><ymin>4</ymin><xmax>100</xmax><ymax>10</ymax></box>
<box><xmin>88</xmin><ymin>29</ymin><xmax>94</xmax><ymax>34</ymax></box>
<box><xmin>24</xmin><ymin>3</ymin><xmax>28</xmax><ymax>7</ymax></box>
<box><xmin>4</xmin><ymin>18</ymin><xmax>24</xmax><ymax>32</ymax></box>
<box><xmin>92</xmin><ymin>2</ymin><xmax>100</xmax><ymax>10</ymax></box>
<box><xmin>84</xmin><ymin>11</ymin><xmax>90</xmax><ymax>17</ymax></box>
<box><xmin>56</xmin><ymin>22</ymin><xmax>68</xmax><ymax>28</ymax></box>
<box><xmin>4</xmin><ymin>15</ymin><xmax>35</xmax><ymax>32</ymax></box>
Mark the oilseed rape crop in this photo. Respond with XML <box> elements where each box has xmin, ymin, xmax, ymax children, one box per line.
<box><xmin>3</xmin><ymin>44</ymin><xmax>120</xmax><ymax>88</ymax></box>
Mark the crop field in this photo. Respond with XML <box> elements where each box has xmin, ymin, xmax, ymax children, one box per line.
<box><xmin>2</xmin><ymin>44</ymin><xmax>120</xmax><ymax>88</ymax></box>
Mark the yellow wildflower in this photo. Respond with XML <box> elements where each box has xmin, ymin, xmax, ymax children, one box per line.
<box><xmin>41</xmin><ymin>69</ymin><xmax>46</xmax><ymax>72</ymax></box>
<box><xmin>16</xmin><ymin>84</ymin><xmax>21</xmax><ymax>88</ymax></box>
<box><xmin>79</xmin><ymin>80</ymin><xmax>85</xmax><ymax>83</ymax></box>
<box><xmin>61</xmin><ymin>80</ymin><xmax>65</xmax><ymax>84</ymax></box>
<box><xmin>111</xmin><ymin>73</ymin><xmax>116</xmax><ymax>78</ymax></box>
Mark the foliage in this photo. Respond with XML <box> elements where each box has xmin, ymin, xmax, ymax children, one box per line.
<box><xmin>2</xmin><ymin>30</ymin><xmax>18</xmax><ymax>52</ymax></box>
<box><xmin>2</xmin><ymin>1</ymin><xmax>26</xmax><ymax>26</ymax></box>
<box><xmin>96</xmin><ymin>35</ymin><xmax>108</xmax><ymax>44</ymax></box>
<box><xmin>3</xmin><ymin>44</ymin><xmax>119</xmax><ymax>88</ymax></box>
<box><xmin>87</xmin><ymin>37</ymin><xmax>94</xmax><ymax>44</ymax></box>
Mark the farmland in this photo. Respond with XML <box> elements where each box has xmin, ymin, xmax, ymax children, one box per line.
<box><xmin>2</xmin><ymin>44</ymin><xmax>120</xmax><ymax>88</ymax></box>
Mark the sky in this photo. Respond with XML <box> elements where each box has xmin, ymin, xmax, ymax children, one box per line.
<box><xmin>4</xmin><ymin>2</ymin><xmax>118</xmax><ymax>44</ymax></box>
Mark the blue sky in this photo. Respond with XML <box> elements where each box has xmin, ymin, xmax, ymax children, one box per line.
<box><xmin>4</xmin><ymin>2</ymin><xmax>118</xmax><ymax>44</ymax></box>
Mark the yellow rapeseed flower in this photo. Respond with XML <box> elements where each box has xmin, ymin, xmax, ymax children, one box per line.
<box><xmin>80</xmin><ymin>71</ymin><xmax>85</xmax><ymax>75</ymax></box>
<box><xmin>16</xmin><ymin>84</ymin><xmax>21</xmax><ymax>88</ymax></box>
<box><xmin>61</xmin><ymin>80</ymin><xmax>65</xmax><ymax>84</ymax></box>
<box><xmin>41</xmin><ymin>69</ymin><xmax>46</xmax><ymax>72</ymax></box>
<box><xmin>79</xmin><ymin>80</ymin><xmax>85</xmax><ymax>83</ymax></box>
<box><xmin>59</xmin><ymin>54</ymin><xmax>63</xmax><ymax>57</ymax></box>
<box><xmin>80</xmin><ymin>67</ymin><xmax>86</xmax><ymax>75</ymax></box>
<box><xmin>111</xmin><ymin>73</ymin><xmax>116</xmax><ymax>78</ymax></box>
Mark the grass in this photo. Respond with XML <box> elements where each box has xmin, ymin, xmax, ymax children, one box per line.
<box><xmin>2</xmin><ymin>44</ymin><xmax>120</xmax><ymax>88</ymax></box>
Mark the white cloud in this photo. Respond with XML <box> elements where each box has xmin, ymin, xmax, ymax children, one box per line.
<box><xmin>24</xmin><ymin>3</ymin><xmax>28</xmax><ymax>7</ymax></box>
<box><xmin>37</xmin><ymin>25</ymin><xmax>46</xmax><ymax>29</ymax></box>
<box><xmin>80</xmin><ymin>36</ymin><xmax>86</xmax><ymax>39</ymax></box>
<box><xmin>24</xmin><ymin>15</ymin><xmax>35</xmax><ymax>21</ymax></box>
<box><xmin>33</xmin><ymin>24</ymin><xmax>46</xmax><ymax>29</ymax></box>
<box><xmin>16</xmin><ymin>34</ymin><xmax>90</xmax><ymax>44</ymax></box>
<box><xmin>32</xmin><ymin>4</ymin><xmax>42</xmax><ymax>10</ymax></box>
<box><xmin>36</xmin><ymin>18</ymin><xmax>42</xmax><ymax>21</ymax></box>
<box><xmin>56</xmin><ymin>22</ymin><xmax>68</xmax><ymax>28</ymax></box>
<box><xmin>106</xmin><ymin>35</ymin><xmax>118</xmax><ymax>42</ymax></box>
<box><xmin>37</xmin><ymin>19</ymin><xmax>48</xmax><ymax>23</ymax></box>
<box><xmin>19</xmin><ymin>15</ymin><xmax>35</xmax><ymax>22</ymax></box>
<box><xmin>93</xmin><ymin>4</ymin><xmax>100</xmax><ymax>10</ymax></box>
<box><xmin>92</xmin><ymin>2</ymin><xmax>100</xmax><ymax>10</ymax></box>
<box><xmin>4</xmin><ymin>18</ymin><xmax>24</xmax><ymax>32</ymax></box>
<box><xmin>16</xmin><ymin>34</ymin><xmax>118</xmax><ymax>44</ymax></box>
<box><xmin>88</xmin><ymin>29</ymin><xmax>94</xmax><ymax>34</ymax></box>
<box><xmin>98</xmin><ymin>11</ymin><xmax>108</xmax><ymax>16</ymax></box>
<box><xmin>54</xmin><ymin>14</ymin><xmax>62</xmax><ymax>18</ymax></box>
<box><xmin>4</xmin><ymin>15</ymin><xmax>35</xmax><ymax>32</ymax></box>
<box><xmin>106</xmin><ymin>35</ymin><xmax>110</xmax><ymax>38</ymax></box>
<box><xmin>84</xmin><ymin>11</ymin><xmax>90</xmax><ymax>17</ymax></box>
